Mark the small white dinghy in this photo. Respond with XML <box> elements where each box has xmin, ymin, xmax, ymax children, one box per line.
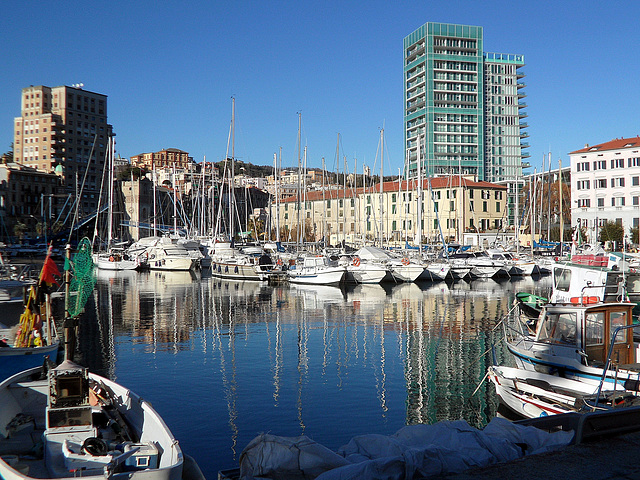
<box><xmin>0</xmin><ymin>360</ymin><xmax>183</xmax><ymax>480</ymax></box>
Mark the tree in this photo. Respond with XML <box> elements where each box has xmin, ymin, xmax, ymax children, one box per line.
<box><xmin>2</xmin><ymin>143</ymin><xmax>14</xmax><ymax>163</ymax></box>
<box><xmin>13</xmin><ymin>221</ymin><xmax>27</xmax><ymax>241</ymax></box>
<box><xmin>599</xmin><ymin>221</ymin><xmax>624</xmax><ymax>246</ymax></box>
<box><xmin>631</xmin><ymin>226</ymin><xmax>639</xmax><ymax>245</ymax></box>
<box><xmin>117</xmin><ymin>165</ymin><xmax>146</xmax><ymax>181</ymax></box>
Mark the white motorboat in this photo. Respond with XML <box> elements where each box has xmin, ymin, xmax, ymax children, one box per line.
<box><xmin>0</xmin><ymin>361</ymin><xmax>183</xmax><ymax>480</ymax></box>
<box><xmin>209</xmin><ymin>242</ymin><xmax>278</xmax><ymax>281</ymax></box>
<box><xmin>287</xmin><ymin>255</ymin><xmax>345</xmax><ymax>286</ymax></box>
<box><xmin>128</xmin><ymin>236</ymin><xmax>196</xmax><ymax>272</ymax></box>
<box><xmin>488</xmin><ymin>365</ymin><xmax>640</xmax><ymax>419</ymax></box>
<box><xmin>504</xmin><ymin>298</ymin><xmax>640</xmax><ymax>390</ymax></box>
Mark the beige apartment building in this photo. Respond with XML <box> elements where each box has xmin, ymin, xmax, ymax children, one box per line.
<box><xmin>130</xmin><ymin>148</ymin><xmax>194</xmax><ymax>170</ymax></box>
<box><xmin>273</xmin><ymin>175</ymin><xmax>507</xmax><ymax>246</ymax></box>
<box><xmin>13</xmin><ymin>84</ymin><xmax>112</xmax><ymax>215</ymax></box>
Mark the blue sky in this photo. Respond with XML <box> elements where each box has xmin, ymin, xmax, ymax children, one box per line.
<box><xmin>2</xmin><ymin>0</ymin><xmax>639</xmax><ymax>177</ymax></box>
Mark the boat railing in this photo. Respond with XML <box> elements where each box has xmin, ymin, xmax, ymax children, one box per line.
<box><xmin>592</xmin><ymin>323</ymin><xmax>640</xmax><ymax>409</ymax></box>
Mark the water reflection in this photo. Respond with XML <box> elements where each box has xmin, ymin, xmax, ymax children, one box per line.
<box><xmin>83</xmin><ymin>272</ymin><xmax>552</xmax><ymax>477</ymax></box>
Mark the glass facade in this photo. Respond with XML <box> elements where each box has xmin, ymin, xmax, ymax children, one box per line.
<box><xmin>404</xmin><ymin>23</ymin><xmax>528</xmax><ymax>188</ymax></box>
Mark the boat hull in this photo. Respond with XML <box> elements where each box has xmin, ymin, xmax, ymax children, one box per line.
<box><xmin>211</xmin><ymin>262</ymin><xmax>267</xmax><ymax>281</ymax></box>
<box><xmin>0</xmin><ymin>342</ymin><xmax>60</xmax><ymax>381</ymax></box>
<box><xmin>288</xmin><ymin>269</ymin><xmax>345</xmax><ymax>286</ymax></box>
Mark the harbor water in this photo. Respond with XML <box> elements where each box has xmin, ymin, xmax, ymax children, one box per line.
<box><xmin>77</xmin><ymin>270</ymin><xmax>553</xmax><ymax>477</ymax></box>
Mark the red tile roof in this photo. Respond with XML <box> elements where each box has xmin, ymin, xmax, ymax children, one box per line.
<box><xmin>279</xmin><ymin>176</ymin><xmax>505</xmax><ymax>203</ymax></box>
<box><xmin>570</xmin><ymin>136</ymin><xmax>640</xmax><ymax>154</ymax></box>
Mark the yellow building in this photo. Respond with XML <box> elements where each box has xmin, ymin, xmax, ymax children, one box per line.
<box><xmin>273</xmin><ymin>175</ymin><xmax>507</xmax><ymax>247</ymax></box>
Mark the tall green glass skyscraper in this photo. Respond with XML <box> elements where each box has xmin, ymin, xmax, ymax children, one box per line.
<box><xmin>404</xmin><ymin>22</ymin><xmax>529</xmax><ymax>185</ymax></box>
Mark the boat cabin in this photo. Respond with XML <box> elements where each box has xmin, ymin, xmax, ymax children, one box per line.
<box><xmin>534</xmin><ymin>301</ymin><xmax>636</xmax><ymax>367</ymax></box>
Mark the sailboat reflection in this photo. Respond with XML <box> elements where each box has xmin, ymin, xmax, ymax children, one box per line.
<box><xmin>83</xmin><ymin>275</ymin><xmax>552</xmax><ymax>476</ymax></box>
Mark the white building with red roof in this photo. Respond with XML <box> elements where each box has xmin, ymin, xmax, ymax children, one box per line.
<box><xmin>570</xmin><ymin>136</ymin><xmax>640</xmax><ymax>243</ymax></box>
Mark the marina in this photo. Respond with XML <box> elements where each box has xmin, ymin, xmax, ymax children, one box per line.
<box><xmin>71</xmin><ymin>270</ymin><xmax>551</xmax><ymax>477</ymax></box>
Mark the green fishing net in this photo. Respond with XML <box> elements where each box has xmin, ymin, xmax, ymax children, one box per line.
<box><xmin>65</xmin><ymin>237</ymin><xmax>97</xmax><ymax>317</ymax></box>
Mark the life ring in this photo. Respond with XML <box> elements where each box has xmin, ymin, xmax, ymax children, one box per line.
<box><xmin>276</xmin><ymin>258</ymin><xmax>283</xmax><ymax>266</ymax></box>
<box><xmin>353</xmin><ymin>257</ymin><xmax>361</xmax><ymax>267</ymax></box>
<box><xmin>401</xmin><ymin>257</ymin><xmax>410</xmax><ymax>266</ymax></box>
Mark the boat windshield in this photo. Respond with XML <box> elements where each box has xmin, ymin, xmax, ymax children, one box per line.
<box><xmin>537</xmin><ymin>312</ymin><xmax>577</xmax><ymax>345</ymax></box>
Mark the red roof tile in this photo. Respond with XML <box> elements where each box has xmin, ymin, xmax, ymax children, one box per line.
<box><xmin>279</xmin><ymin>176</ymin><xmax>505</xmax><ymax>203</ymax></box>
<box><xmin>570</xmin><ymin>136</ymin><xmax>640</xmax><ymax>154</ymax></box>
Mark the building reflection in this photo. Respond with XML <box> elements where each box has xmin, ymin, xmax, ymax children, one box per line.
<box><xmin>85</xmin><ymin>272</ymin><xmax>551</xmax><ymax>453</ymax></box>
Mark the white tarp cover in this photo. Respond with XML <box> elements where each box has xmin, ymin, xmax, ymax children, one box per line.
<box><xmin>237</xmin><ymin>418</ymin><xmax>573</xmax><ymax>480</ymax></box>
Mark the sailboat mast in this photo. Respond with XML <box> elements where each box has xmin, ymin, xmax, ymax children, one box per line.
<box><xmin>559</xmin><ymin>158</ymin><xmax>563</xmax><ymax>252</ymax></box>
<box><xmin>335</xmin><ymin>133</ymin><xmax>339</xmax><ymax>247</ymax></box>
<box><xmin>322</xmin><ymin>157</ymin><xmax>326</xmax><ymax>243</ymax></box>
<box><xmin>173</xmin><ymin>166</ymin><xmax>178</xmax><ymax>234</ymax></box>
<box><xmin>274</xmin><ymin>152</ymin><xmax>279</xmax><ymax>243</ymax></box>
<box><xmin>230</xmin><ymin>97</ymin><xmax>236</xmax><ymax>242</ymax></box>
<box><xmin>417</xmin><ymin>134</ymin><xmax>422</xmax><ymax>252</ymax></box>
<box><xmin>379</xmin><ymin>128</ymin><xmax>384</xmax><ymax>248</ymax></box>
<box><xmin>343</xmin><ymin>155</ymin><xmax>347</xmax><ymax>247</ymax></box>
<box><xmin>303</xmin><ymin>145</ymin><xmax>307</xmax><ymax>244</ymax></box>
<box><xmin>547</xmin><ymin>151</ymin><xmax>552</xmax><ymax>241</ymax></box>
<box><xmin>296</xmin><ymin>113</ymin><xmax>301</xmax><ymax>248</ymax></box>
<box><xmin>514</xmin><ymin>173</ymin><xmax>519</xmax><ymax>253</ymax></box>
<box><xmin>107</xmin><ymin>135</ymin><xmax>114</xmax><ymax>247</ymax></box>
<box><xmin>531</xmin><ymin>169</ymin><xmax>536</xmax><ymax>257</ymax></box>
<box><xmin>152</xmin><ymin>162</ymin><xmax>157</xmax><ymax>236</ymax></box>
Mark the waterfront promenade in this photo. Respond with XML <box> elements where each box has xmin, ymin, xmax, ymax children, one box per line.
<box><xmin>446</xmin><ymin>429</ymin><xmax>640</xmax><ymax>480</ymax></box>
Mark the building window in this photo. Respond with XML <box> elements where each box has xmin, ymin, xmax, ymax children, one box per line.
<box><xmin>578</xmin><ymin>199</ymin><xmax>591</xmax><ymax>207</ymax></box>
<box><xmin>633</xmin><ymin>176</ymin><xmax>640</xmax><ymax>187</ymax></box>
<box><xmin>597</xmin><ymin>198</ymin><xmax>604</xmax><ymax>207</ymax></box>
<box><xmin>596</xmin><ymin>179</ymin><xmax>607</xmax><ymax>189</ymax></box>
<box><xmin>611</xmin><ymin>158</ymin><xmax>624</xmax><ymax>169</ymax></box>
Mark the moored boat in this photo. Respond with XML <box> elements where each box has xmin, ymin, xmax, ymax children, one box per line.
<box><xmin>0</xmin><ymin>361</ymin><xmax>183</xmax><ymax>480</ymax></box>
<box><xmin>287</xmin><ymin>255</ymin><xmax>345</xmax><ymax>286</ymax></box>
<box><xmin>488</xmin><ymin>364</ymin><xmax>640</xmax><ymax>419</ymax></box>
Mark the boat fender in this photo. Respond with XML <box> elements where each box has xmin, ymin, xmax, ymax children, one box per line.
<box><xmin>234</xmin><ymin>266</ymin><xmax>239</xmax><ymax>274</ymax></box>
<box><xmin>82</xmin><ymin>437</ymin><xmax>108</xmax><ymax>456</ymax></box>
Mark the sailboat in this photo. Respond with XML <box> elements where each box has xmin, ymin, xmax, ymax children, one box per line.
<box><xmin>0</xmin><ymin>238</ymin><xmax>186</xmax><ymax>480</ymax></box>
<box><xmin>93</xmin><ymin>135</ymin><xmax>140</xmax><ymax>271</ymax></box>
